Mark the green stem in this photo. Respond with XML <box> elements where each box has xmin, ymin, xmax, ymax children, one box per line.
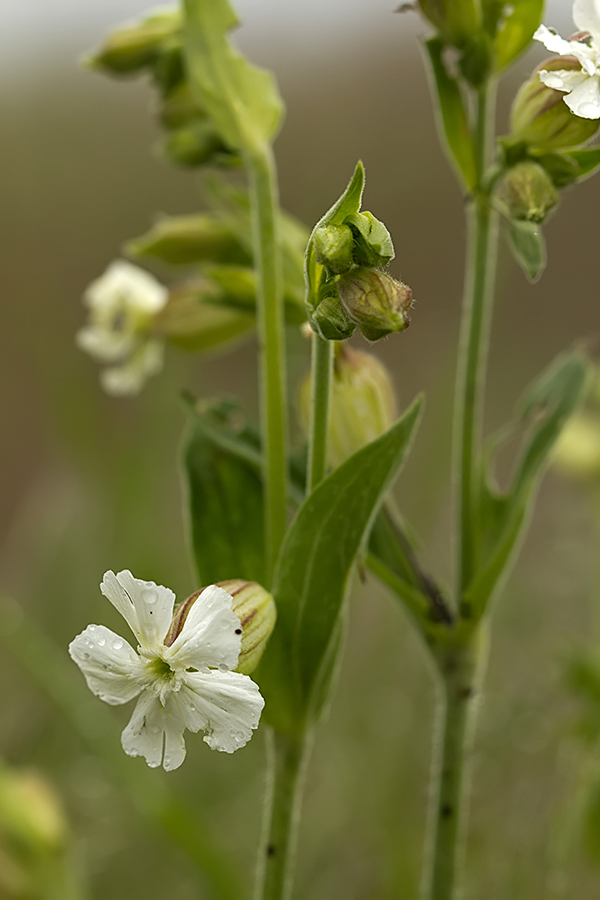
<box><xmin>424</xmin><ymin>641</ymin><xmax>482</xmax><ymax>900</ymax></box>
<box><xmin>455</xmin><ymin>83</ymin><xmax>498</xmax><ymax>597</ymax></box>
<box><xmin>246</xmin><ymin>144</ymin><xmax>288</xmax><ymax>583</ymax></box>
<box><xmin>307</xmin><ymin>334</ymin><xmax>334</xmax><ymax>492</ymax></box>
<box><xmin>255</xmin><ymin>729</ymin><xmax>312</xmax><ymax>900</ymax></box>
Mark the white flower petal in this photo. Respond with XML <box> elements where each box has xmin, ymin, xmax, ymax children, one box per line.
<box><xmin>574</xmin><ymin>0</ymin><xmax>600</xmax><ymax>48</ymax></box>
<box><xmin>166</xmin><ymin>585</ymin><xmax>241</xmax><ymax>671</ymax></box>
<box><xmin>100</xmin><ymin>342</ymin><xmax>164</xmax><ymax>396</ymax></box>
<box><xmin>121</xmin><ymin>691</ymin><xmax>187</xmax><ymax>770</ymax></box>
<box><xmin>84</xmin><ymin>261</ymin><xmax>168</xmax><ymax>315</ymax></box>
<box><xmin>539</xmin><ymin>67</ymin><xmax>589</xmax><ymax>92</ymax></box>
<box><xmin>177</xmin><ymin>670</ymin><xmax>264</xmax><ymax>753</ymax></box>
<box><xmin>76</xmin><ymin>326</ymin><xmax>133</xmax><ymax>363</ymax></box>
<box><xmin>534</xmin><ymin>24</ymin><xmax>576</xmax><ymax>56</ymax></box>
<box><xmin>69</xmin><ymin>625</ymin><xmax>142</xmax><ymax>705</ymax></box>
<box><xmin>564</xmin><ymin>72</ymin><xmax>600</xmax><ymax>116</ymax></box>
<box><xmin>100</xmin><ymin>570</ymin><xmax>175</xmax><ymax>650</ymax></box>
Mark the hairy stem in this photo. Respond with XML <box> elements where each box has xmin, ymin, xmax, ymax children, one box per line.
<box><xmin>307</xmin><ymin>334</ymin><xmax>334</xmax><ymax>492</ymax></box>
<box><xmin>247</xmin><ymin>144</ymin><xmax>288</xmax><ymax>583</ymax></box>
<box><xmin>455</xmin><ymin>84</ymin><xmax>498</xmax><ymax>597</ymax></box>
<box><xmin>255</xmin><ymin>729</ymin><xmax>312</xmax><ymax>900</ymax></box>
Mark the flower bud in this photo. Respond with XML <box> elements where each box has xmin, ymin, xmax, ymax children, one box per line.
<box><xmin>299</xmin><ymin>344</ymin><xmax>397</xmax><ymax>468</ymax></box>
<box><xmin>497</xmin><ymin>162</ymin><xmax>559</xmax><ymax>223</ymax></box>
<box><xmin>313</xmin><ymin>224</ymin><xmax>354</xmax><ymax>274</ymax></box>
<box><xmin>167</xmin><ymin>581</ymin><xmax>276</xmax><ymax>675</ymax></box>
<box><xmin>153</xmin><ymin>281</ymin><xmax>255</xmax><ymax>352</ymax></box>
<box><xmin>552</xmin><ymin>414</ymin><xmax>600</xmax><ymax>480</ymax></box>
<box><xmin>85</xmin><ymin>10</ymin><xmax>181</xmax><ymax>76</ymax></box>
<box><xmin>345</xmin><ymin>212</ymin><xmax>395</xmax><ymax>268</ymax></box>
<box><xmin>417</xmin><ymin>0</ymin><xmax>479</xmax><ymax>47</ymax></box>
<box><xmin>510</xmin><ymin>58</ymin><xmax>600</xmax><ymax>151</ymax></box>
<box><xmin>161</xmin><ymin>120</ymin><xmax>236</xmax><ymax>169</ymax></box>
<box><xmin>159</xmin><ymin>81</ymin><xmax>203</xmax><ymax>130</ymax></box>
<box><xmin>311</xmin><ymin>293</ymin><xmax>356</xmax><ymax>341</ymax></box>
<box><xmin>337</xmin><ymin>268</ymin><xmax>412</xmax><ymax>343</ymax></box>
<box><xmin>126</xmin><ymin>214</ymin><xmax>250</xmax><ymax>266</ymax></box>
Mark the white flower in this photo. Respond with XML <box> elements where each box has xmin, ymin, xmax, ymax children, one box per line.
<box><xmin>534</xmin><ymin>0</ymin><xmax>600</xmax><ymax>119</ymax></box>
<box><xmin>69</xmin><ymin>570</ymin><xmax>265</xmax><ymax>771</ymax></box>
<box><xmin>77</xmin><ymin>260</ymin><xmax>168</xmax><ymax>396</ymax></box>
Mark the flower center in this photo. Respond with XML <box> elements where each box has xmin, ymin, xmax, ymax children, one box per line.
<box><xmin>148</xmin><ymin>655</ymin><xmax>174</xmax><ymax>679</ymax></box>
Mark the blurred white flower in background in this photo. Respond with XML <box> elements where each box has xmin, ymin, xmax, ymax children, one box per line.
<box><xmin>69</xmin><ymin>570</ymin><xmax>265</xmax><ymax>771</ymax></box>
<box><xmin>76</xmin><ymin>260</ymin><xmax>167</xmax><ymax>395</ymax></box>
<box><xmin>535</xmin><ymin>0</ymin><xmax>600</xmax><ymax>119</ymax></box>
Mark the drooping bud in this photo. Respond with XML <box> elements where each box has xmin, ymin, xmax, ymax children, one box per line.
<box><xmin>336</xmin><ymin>268</ymin><xmax>412</xmax><ymax>342</ymax></box>
<box><xmin>84</xmin><ymin>9</ymin><xmax>181</xmax><ymax>76</ymax></box>
<box><xmin>299</xmin><ymin>344</ymin><xmax>397</xmax><ymax>468</ymax></box>
<box><xmin>313</xmin><ymin>224</ymin><xmax>354</xmax><ymax>274</ymax></box>
<box><xmin>161</xmin><ymin>120</ymin><xmax>236</xmax><ymax>169</ymax></box>
<box><xmin>345</xmin><ymin>212</ymin><xmax>395</xmax><ymax>268</ymax></box>
<box><xmin>126</xmin><ymin>214</ymin><xmax>251</xmax><ymax>266</ymax></box>
<box><xmin>510</xmin><ymin>58</ymin><xmax>600</xmax><ymax>151</ymax></box>
<box><xmin>153</xmin><ymin>281</ymin><xmax>255</xmax><ymax>352</ymax></box>
<box><xmin>166</xmin><ymin>581</ymin><xmax>276</xmax><ymax>675</ymax></box>
<box><xmin>497</xmin><ymin>162</ymin><xmax>559</xmax><ymax>223</ymax></box>
<box><xmin>311</xmin><ymin>293</ymin><xmax>356</xmax><ymax>341</ymax></box>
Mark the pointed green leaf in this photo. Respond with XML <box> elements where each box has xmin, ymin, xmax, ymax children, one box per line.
<box><xmin>182</xmin><ymin>0</ymin><xmax>283</xmax><ymax>153</ymax></box>
<box><xmin>184</xmin><ymin>406</ymin><xmax>266</xmax><ymax>585</ymax></box>
<box><xmin>493</xmin><ymin>0</ymin><xmax>543</xmax><ymax>71</ymax></box>
<box><xmin>564</xmin><ymin>147</ymin><xmax>600</xmax><ymax>181</ymax></box>
<box><xmin>508</xmin><ymin>220</ymin><xmax>546</xmax><ymax>282</ymax></box>
<box><xmin>257</xmin><ymin>398</ymin><xmax>423</xmax><ymax>731</ymax></box>
<box><xmin>424</xmin><ymin>38</ymin><xmax>477</xmax><ymax>191</ymax></box>
<box><xmin>466</xmin><ymin>350</ymin><xmax>589</xmax><ymax>615</ymax></box>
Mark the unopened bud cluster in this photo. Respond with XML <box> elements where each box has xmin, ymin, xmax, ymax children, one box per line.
<box><xmin>309</xmin><ymin>210</ymin><xmax>413</xmax><ymax>344</ymax></box>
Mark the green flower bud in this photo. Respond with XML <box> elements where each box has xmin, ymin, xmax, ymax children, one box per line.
<box><xmin>126</xmin><ymin>215</ymin><xmax>251</xmax><ymax>266</ymax></box>
<box><xmin>337</xmin><ymin>268</ymin><xmax>412</xmax><ymax>343</ymax></box>
<box><xmin>159</xmin><ymin>81</ymin><xmax>203</xmax><ymax>129</ymax></box>
<box><xmin>167</xmin><ymin>581</ymin><xmax>276</xmax><ymax>675</ymax></box>
<box><xmin>345</xmin><ymin>212</ymin><xmax>395</xmax><ymax>267</ymax></box>
<box><xmin>311</xmin><ymin>293</ymin><xmax>356</xmax><ymax>341</ymax></box>
<box><xmin>154</xmin><ymin>281</ymin><xmax>255</xmax><ymax>352</ymax></box>
<box><xmin>299</xmin><ymin>344</ymin><xmax>397</xmax><ymax>468</ymax></box>
<box><xmin>497</xmin><ymin>162</ymin><xmax>559</xmax><ymax>223</ymax></box>
<box><xmin>313</xmin><ymin>224</ymin><xmax>354</xmax><ymax>274</ymax></box>
<box><xmin>416</xmin><ymin>0</ymin><xmax>479</xmax><ymax>47</ymax></box>
<box><xmin>85</xmin><ymin>10</ymin><xmax>181</xmax><ymax>76</ymax></box>
<box><xmin>511</xmin><ymin>58</ymin><xmax>600</xmax><ymax>151</ymax></box>
<box><xmin>161</xmin><ymin>119</ymin><xmax>236</xmax><ymax>169</ymax></box>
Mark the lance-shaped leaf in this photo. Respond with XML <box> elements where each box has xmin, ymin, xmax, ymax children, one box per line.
<box><xmin>182</xmin><ymin>0</ymin><xmax>283</xmax><ymax>153</ymax></box>
<box><xmin>464</xmin><ymin>349</ymin><xmax>589</xmax><ymax>617</ymax></box>
<box><xmin>257</xmin><ymin>398</ymin><xmax>423</xmax><ymax>732</ymax></box>
<box><xmin>184</xmin><ymin>404</ymin><xmax>266</xmax><ymax>585</ymax></box>
<box><xmin>491</xmin><ymin>0</ymin><xmax>543</xmax><ymax>72</ymax></box>
<box><xmin>424</xmin><ymin>38</ymin><xmax>477</xmax><ymax>191</ymax></box>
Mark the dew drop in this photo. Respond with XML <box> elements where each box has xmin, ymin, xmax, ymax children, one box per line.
<box><xmin>143</xmin><ymin>589</ymin><xmax>157</xmax><ymax>604</ymax></box>
<box><xmin>97</xmin><ymin>638</ymin><xmax>106</xmax><ymax>647</ymax></box>
<box><xmin>112</xmin><ymin>639</ymin><xmax>124</xmax><ymax>651</ymax></box>
<box><xmin>82</xmin><ymin>652</ymin><xmax>90</xmax><ymax>659</ymax></box>
<box><xmin>89</xmin><ymin>624</ymin><xmax>97</xmax><ymax>632</ymax></box>
<box><xmin>219</xmin><ymin>664</ymin><xmax>228</xmax><ymax>672</ymax></box>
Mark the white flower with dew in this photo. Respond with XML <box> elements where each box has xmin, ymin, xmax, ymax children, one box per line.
<box><xmin>534</xmin><ymin>0</ymin><xmax>600</xmax><ymax>119</ymax></box>
<box><xmin>76</xmin><ymin>260</ymin><xmax>168</xmax><ymax>395</ymax></box>
<box><xmin>69</xmin><ymin>570</ymin><xmax>265</xmax><ymax>771</ymax></box>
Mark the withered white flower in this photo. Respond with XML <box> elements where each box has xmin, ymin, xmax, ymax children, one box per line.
<box><xmin>69</xmin><ymin>570</ymin><xmax>265</xmax><ymax>771</ymax></box>
<box><xmin>76</xmin><ymin>260</ymin><xmax>167</xmax><ymax>396</ymax></box>
<box><xmin>534</xmin><ymin>0</ymin><xmax>600</xmax><ymax>119</ymax></box>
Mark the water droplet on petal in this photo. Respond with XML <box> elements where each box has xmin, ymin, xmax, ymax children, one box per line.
<box><xmin>112</xmin><ymin>639</ymin><xmax>124</xmax><ymax>651</ymax></box>
<box><xmin>143</xmin><ymin>589</ymin><xmax>157</xmax><ymax>604</ymax></box>
<box><xmin>97</xmin><ymin>638</ymin><xmax>106</xmax><ymax>647</ymax></box>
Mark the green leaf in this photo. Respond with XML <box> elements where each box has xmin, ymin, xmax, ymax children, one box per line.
<box><xmin>508</xmin><ymin>220</ymin><xmax>546</xmax><ymax>282</ymax></box>
<box><xmin>493</xmin><ymin>0</ymin><xmax>543</xmax><ymax>71</ymax></box>
<box><xmin>257</xmin><ymin>398</ymin><xmax>423</xmax><ymax>731</ymax></box>
<box><xmin>424</xmin><ymin>38</ymin><xmax>477</xmax><ymax>191</ymax></box>
<box><xmin>564</xmin><ymin>147</ymin><xmax>600</xmax><ymax>181</ymax></box>
<box><xmin>183</xmin><ymin>404</ymin><xmax>266</xmax><ymax>585</ymax></box>
<box><xmin>182</xmin><ymin>0</ymin><xmax>283</xmax><ymax>153</ymax></box>
<box><xmin>465</xmin><ymin>350</ymin><xmax>589</xmax><ymax>615</ymax></box>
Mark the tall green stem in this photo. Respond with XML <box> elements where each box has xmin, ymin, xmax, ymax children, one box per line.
<box><xmin>455</xmin><ymin>84</ymin><xmax>498</xmax><ymax>596</ymax></box>
<box><xmin>255</xmin><ymin>730</ymin><xmax>312</xmax><ymax>900</ymax></box>
<box><xmin>247</xmin><ymin>144</ymin><xmax>288</xmax><ymax>583</ymax></box>
<box><xmin>424</xmin><ymin>81</ymin><xmax>498</xmax><ymax>900</ymax></box>
<box><xmin>307</xmin><ymin>334</ymin><xmax>333</xmax><ymax>492</ymax></box>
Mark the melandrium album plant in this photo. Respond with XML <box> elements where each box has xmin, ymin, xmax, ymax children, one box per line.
<box><xmin>4</xmin><ymin>0</ymin><xmax>596</xmax><ymax>897</ymax></box>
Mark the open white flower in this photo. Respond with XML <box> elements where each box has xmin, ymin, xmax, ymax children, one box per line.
<box><xmin>534</xmin><ymin>0</ymin><xmax>600</xmax><ymax>119</ymax></box>
<box><xmin>69</xmin><ymin>570</ymin><xmax>265</xmax><ymax>771</ymax></box>
<box><xmin>77</xmin><ymin>260</ymin><xmax>168</xmax><ymax>395</ymax></box>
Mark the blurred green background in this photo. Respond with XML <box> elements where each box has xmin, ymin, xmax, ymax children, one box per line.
<box><xmin>1</xmin><ymin>2</ymin><xmax>600</xmax><ymax>898</ymax></box>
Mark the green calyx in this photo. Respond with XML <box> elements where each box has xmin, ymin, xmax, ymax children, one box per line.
<box><xmin>336</xmin><ymin>268</ymin><xmax>413</xmax><ymax>343</ymax></box>
<box><xmin>497</xmin><ymin>162</ymin><xmax>559</xmax><ymax>224</ymax></box>
<box><xmin>85</xmin><ymin>10</ymin><xmax>182</xmax><ymax>76</ymax></box>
